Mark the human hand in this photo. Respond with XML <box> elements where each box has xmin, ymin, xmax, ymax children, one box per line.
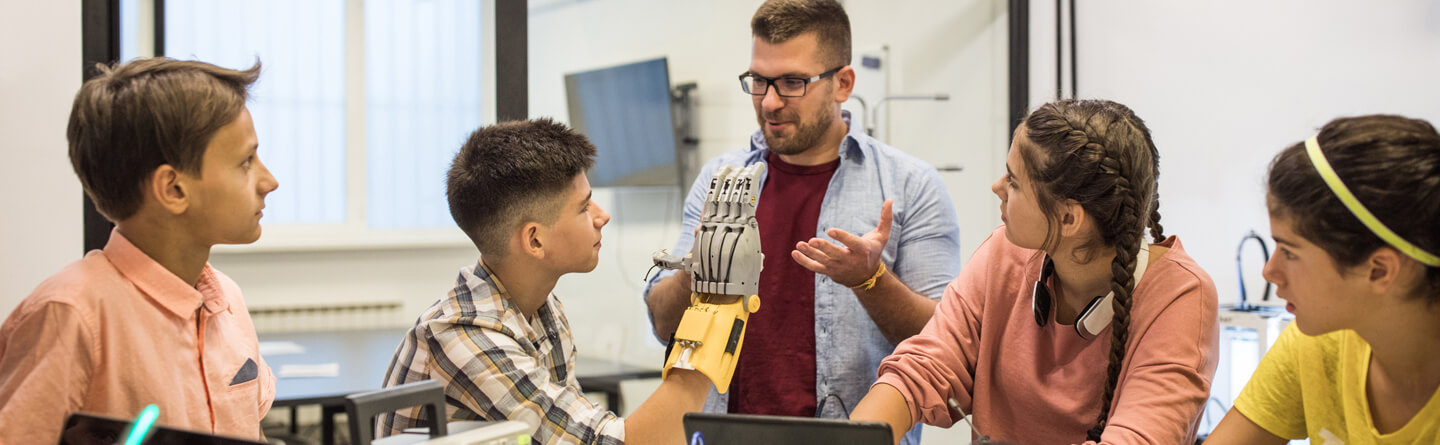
<box><xmin>792</xmin><ymin>199</ymin><xmax>892</xmax><ymax>288</ymax></box>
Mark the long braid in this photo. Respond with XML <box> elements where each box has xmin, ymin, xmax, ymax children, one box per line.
<box><xmin>1087</xmin><ymin>153</ymin><xmax>1146</xmax><ymax>441</ymax></box>
<box><xmin>1148</xmin><ymin>137</ymin><xmax>1166</xmax><ymax>243</ymax></box>
<box><xmin>1024</xmin><ymin>99</ymin><xmax>1160</xmax><ymax>442</ymax></box>
<box><xmin>1149</xmin><ymin>193</ymin><xmax>1166</xmax><ymax>243</ymax></box>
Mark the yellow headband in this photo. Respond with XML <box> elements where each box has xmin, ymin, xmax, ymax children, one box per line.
<box><xmin>1305</xmin><ymin>136</ymin><xmax>1440</xmax><ymax>267</ymax></box>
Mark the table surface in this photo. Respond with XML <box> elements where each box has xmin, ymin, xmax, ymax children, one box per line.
<box><xmin>259</xmin><ymin>328</ymin><xmax>661</xmax><ymax>407</ymax></box>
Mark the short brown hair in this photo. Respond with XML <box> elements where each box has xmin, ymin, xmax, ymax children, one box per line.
<box><xmin>751</xmin><ymin>0</ymin><xmax>852</xmax><ymax>68</ymax></box>
<box><xmin>447</xmin><ymin>118</ymin><xmax>597</xmax><ymax>259</ymax></box>
<box><xmin>67</xmin><ymin>57</ymin><xmax>261</xmax><ymax>221</ymax></box>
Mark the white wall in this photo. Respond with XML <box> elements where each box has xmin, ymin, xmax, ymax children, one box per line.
<box><xmin>1075</xmin><ymin>0</ymin><xmax>1440</xmax><ymax>307</ymax></box>
<box><xmin>0</xmin><ymin>1</ymin><xmax>82</xmax><ymax>316</ymax></box>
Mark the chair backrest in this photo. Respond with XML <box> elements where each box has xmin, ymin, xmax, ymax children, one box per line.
<box><xmin>344</xmin><ymin>380</ymin><xmax>449</xmax><ymax>445</ymax></box>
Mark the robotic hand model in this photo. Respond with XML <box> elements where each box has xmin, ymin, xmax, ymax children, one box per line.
<box><xmin>652</xmin><ymin>162</ymin><xmax>766</xmax><ymax>393</ymax></box>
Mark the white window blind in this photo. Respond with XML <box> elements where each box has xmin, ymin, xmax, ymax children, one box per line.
<box><xmin>160</xmin><ymin>0</ymin><xmax>486</xmax><ymax>236</ymax></box>
<box><xmin>165</xmin><ymin>0</ymin><xmax>348</xmax><ymax>225</ymax></box>
<box><xmin>365</xmin><ymin>0</ymin><xmax>484</xmax><ymax>229</ymax></box>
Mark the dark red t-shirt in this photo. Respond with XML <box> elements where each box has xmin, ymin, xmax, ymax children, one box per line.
<box><xmin>727</xmin><ymin>151</ymin><xmax>840</xmax><ymax>416</ymax></box>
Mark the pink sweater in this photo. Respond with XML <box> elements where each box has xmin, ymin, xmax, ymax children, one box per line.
<box><xmin>875</xmin><ymin>227</ymin><xmax>1218</xmax><ymax>444</ymax></box>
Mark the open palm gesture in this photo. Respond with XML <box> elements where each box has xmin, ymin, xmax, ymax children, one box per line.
<box><xmin>791</xmin><ymin>199</ymin><xmax>892</xmax><ymax>288</ymax></box>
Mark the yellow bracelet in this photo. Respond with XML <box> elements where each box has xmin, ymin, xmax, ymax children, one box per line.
<box><xmin>847</xmin><ymin>262</ymin><xmax>887</xmax><ymax>291</ymax></box>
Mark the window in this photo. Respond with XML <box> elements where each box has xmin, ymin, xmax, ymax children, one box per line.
<box><xmin>152</xmin><ymin>0</ymin><xmax>493</xmax><ymax>250</ymax></box>
<box><xmin>365</xmin><ymin>0</ymin><xmax>485</xmax><ymax>229</ymax></box>
<box><xmin>166</xmin><ymin>0</ymin><xmax>348</xmax><ymax>225</ymax></box>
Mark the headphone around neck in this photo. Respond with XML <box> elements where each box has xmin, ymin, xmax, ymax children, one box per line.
<box><xmin>1032</xmin><ymin>246</ymin><xmax>1150</xmax><ymax>340</ymax></box>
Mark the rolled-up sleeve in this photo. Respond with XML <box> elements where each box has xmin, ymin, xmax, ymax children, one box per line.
<box><xmin>641</xmin><ymin>155</ymin><xmax>735</xmax><ymax>343</ymax></box>
<box><xmin>642</xmin><ymin>159</ymin><xmax>711</xmax><ymax>295</ymax></box>
<box><xmin>893</xmin><ymin>166</ymin><xmax>963</xmax><ymax>300</ymax></box>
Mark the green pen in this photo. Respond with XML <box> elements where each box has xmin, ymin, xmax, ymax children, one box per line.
<box><xmin>121</xmin><ymin>404</ymin><xmax>160</xmax><ymax>445</ymax></box>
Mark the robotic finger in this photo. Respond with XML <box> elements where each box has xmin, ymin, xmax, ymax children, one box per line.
<box><xmin>651</xmin><ymin>162</ymin><xmax>767</xmax><ymax>392</ymax></box>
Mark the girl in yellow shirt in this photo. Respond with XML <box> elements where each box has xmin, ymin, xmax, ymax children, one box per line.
<box><xmin>1206</xmin><ymin>115</ymin><xmax>1440</xmax><ymax>444</ymax></box>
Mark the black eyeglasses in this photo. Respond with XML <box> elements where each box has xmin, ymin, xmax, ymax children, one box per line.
<box><xmin>738</xmin><ymin>66</ymin><xmax>845</xmax><ymax>98</ymax></box>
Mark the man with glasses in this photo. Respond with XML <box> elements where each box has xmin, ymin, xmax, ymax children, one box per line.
<box><xmin>642</xmin><ymin>1</ymin><xmax>960</xmax><ymax>443</ymax></box>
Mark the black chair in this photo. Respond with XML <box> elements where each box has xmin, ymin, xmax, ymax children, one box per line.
<box><xmin>343</xmin><ymin>380</ymin><xmax>448</xmax><ymax>445</ymax></box>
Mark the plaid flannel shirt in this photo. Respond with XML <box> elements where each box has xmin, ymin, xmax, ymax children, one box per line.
<box><xmin>377</xmin><ymin>259</ymin><xmax>624</xmax><ymax>444</ymax></box>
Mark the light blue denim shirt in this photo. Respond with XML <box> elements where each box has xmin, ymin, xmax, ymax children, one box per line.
<box><xmin>643</xmin><ymin>111</ymin><xmax>961</xmax><ymax>444</ymax></box>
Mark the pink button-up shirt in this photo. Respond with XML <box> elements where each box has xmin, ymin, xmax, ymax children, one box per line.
<box><xmin>0</xmin><ymin>230</ymin><xmax>274</xmax><ymax>444</ymax></box>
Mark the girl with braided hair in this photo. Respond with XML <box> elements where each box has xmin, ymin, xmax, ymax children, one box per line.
<box><xmin>1206</xmin><ymin>115</ymin><xmax>1440</xmax><ymax>444</ymax></box>
<box><xmin>851</xmin><ymin>99</ymin><xmax>1219</xmax><ymax>444</ymax></box>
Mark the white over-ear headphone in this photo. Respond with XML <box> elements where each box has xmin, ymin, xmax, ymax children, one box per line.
<box><xmin>1032</xmin><ymin>245</ymin><xmax>1149</xmax><ymax>340</ymax></box>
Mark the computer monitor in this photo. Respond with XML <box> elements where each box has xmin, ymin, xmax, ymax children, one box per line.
<box><xmin>58</xmin><ymin>412</ymin><xmax>266</xmax><ymax>445</ymax></box>
<box><xmin>564</xmin><ymin>57</ymin><xmax>681</xmax><ymax>188</ymax></box>
<box><xmin>683</xmin><ymin>412</ymin><xmax>892</xmax><ymax>445</ymax></box>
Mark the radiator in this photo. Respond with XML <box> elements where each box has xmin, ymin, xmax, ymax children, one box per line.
<box><xmin>248</xmin><ymin>302</ymin><xmax>407</xmax><ymax>332</ymax></box>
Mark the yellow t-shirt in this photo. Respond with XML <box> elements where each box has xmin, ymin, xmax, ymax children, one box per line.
<box><xmin>1233</xmin><ymin>324</ymin><xmax>1440</xmax><ymax>444</ymax></box>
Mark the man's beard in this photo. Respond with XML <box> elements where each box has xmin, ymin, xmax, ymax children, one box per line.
<box><xmin>760</xmin><ymin>105</ymin><xmax>835</xmax><ymax>156</ymax></box>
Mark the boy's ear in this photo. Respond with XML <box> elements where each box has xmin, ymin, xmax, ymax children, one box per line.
<box><xmin>518</xmin><ymin>222</ymin><xmax>546</xmax><ymax>260</ymax></box>
<box><xmin>150</xmin><ymin>165</ymin><xmax>190</xmax><ymax>215</ymax></box>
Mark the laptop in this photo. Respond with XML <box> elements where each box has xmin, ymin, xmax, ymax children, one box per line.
<box><xmin>58</xmin><ymin>412</ymin><xmax>267</xmax><ymax>445</ymax></box>
<box><xmin>376</xmin><ymin>420</ymin><xmax>531</xmax><ymax>445</ymax></box>
<box><xmin>683</xmin><ymin>413</ymin><xmax>892</xmax><ymax>445</ymax></box>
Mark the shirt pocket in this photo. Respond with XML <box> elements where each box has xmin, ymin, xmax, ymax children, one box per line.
<box><xmin>215</xmin><ymin>376</ymin><xmax>262</xmax><ymax>439</ymax></box>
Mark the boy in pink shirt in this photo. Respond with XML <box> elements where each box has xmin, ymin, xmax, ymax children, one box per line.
<box><xmin>0</xmin><ymin>58</ymin><xmax>279</xmax><ymax>444</ymax></box>
<box><xmin>852</xmin><ymin>99</ymin><xmax>1219</xmax><ymax>444</ymax></box>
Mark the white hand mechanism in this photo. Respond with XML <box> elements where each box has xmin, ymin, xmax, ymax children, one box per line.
<box><xmin>652</xmin><ymin>163</ymin><xmax>766</xmax><ymax>392</ymax></box>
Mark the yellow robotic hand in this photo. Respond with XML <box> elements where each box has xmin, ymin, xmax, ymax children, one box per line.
<box><xmin>662</xmin><ymin>293</ymin><xmax>760</xmax><ymax>391</ymax></box>
<box><xmin>653</xmin><ymin>162</ymin><xmax>766</xmax><ymax>393</ymax></box>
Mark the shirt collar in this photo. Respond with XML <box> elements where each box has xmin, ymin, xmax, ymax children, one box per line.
<box><xmin>748</xmin><ymin>109</ymin><xmax>870</xmax><ymax>162</ymax></box>
<box><xmin>475</xmin><ymin>256</ymin><xmax>510</xmax><ymax>297</ymax></box>
<box><xmin>103</xmin><ymin>229</ymin><xmax>230</xmax><ymax>320</ymax></box>
<box><xmin>472</xmin><ymin>255</ymin><xmax>557</xmax><ymax>337</ymax></box>
<box><xmin>474</xmin><ymin>254</ymin><xmax>528</xmax><ymax>318</ymax></box>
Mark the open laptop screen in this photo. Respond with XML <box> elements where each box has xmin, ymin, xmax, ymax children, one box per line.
<box><xmin>683</xmin><ymin>412</ymin><xmax>892</xmax><ymax>445</ymax></box>
<box><xmin>58</xmin><ymin>412</ymin><xmax>266</xmax><ymax>445</ymax></box>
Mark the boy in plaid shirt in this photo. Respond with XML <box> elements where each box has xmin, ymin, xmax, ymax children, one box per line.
<box><xmin>378</xmin><ymin>119</ymin><xmax>711</xmax><ymax>444</ymax></box>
